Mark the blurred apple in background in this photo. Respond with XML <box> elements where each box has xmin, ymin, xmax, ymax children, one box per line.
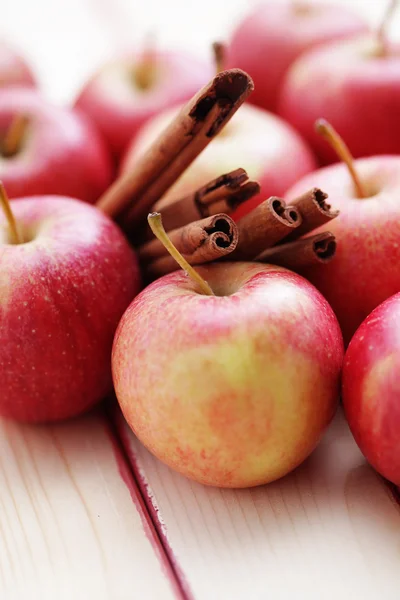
<box><xmin>74</xmin><ymin>47</ymin><xmax>213</xmax><ymax>159</ymax></box>
<box><xmin>121</xmin><ymin>102</ymin><xmax>316</xmax><ymax>219</ymax></box>
<box><xmin>0</xmin><ymin>87</ymin><xmax>113</xmax><ymax>202</ymax></box>
<box><xmin>0</xmin><ymin>40</ymin><xmax>36</xmax><ymax>88</ymax></box>
<box><xmin>342</xmin><ymin>292</ymin><xmax>400</xmax><ymax>486</ymax></box>
<box><xmin>279</xmin><ymin>35</ymin><xmax>400</xmax><ymax>163</ymax></box>
<box><xmin>226</xmin><ymin>1</ymin><xmax>368</xmax><ymax>112</ymax></box>
<box><xmin>286</xmin><ymin>154</ymin><xmax>400</xmax><ymax>345</ymax></box>
<box><xmin>0</xmin><ymin>194</ymin><xmax>141</xmax><ymax>423</ymax></box>
<box><xmin>113</xmin><ymin>261</ymin><xmax>343</xmax><ymax>488</ymax></box>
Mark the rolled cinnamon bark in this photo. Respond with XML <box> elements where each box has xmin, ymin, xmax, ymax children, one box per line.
<box><xmin>141</xmin><ymin>213</ymin><xmax>238</xmax><ymax>277</ymax></box>
<box><xmin>228</xmin><ymin>197</ymin><xmax>302</xmax><ymax>261</ymax></box>
<box><xmin>283</xmin><ymin>188</ymin><xmax>339</xmax><ymax>242</ymax></box>
<box><xmin>96</xmin><ymin>69</ymin><xmax>254</xmax><ymax>228</ymax></box>
<box><xmin>257</xmin><ymin>232</ymin><xmax>337</xmax><ymax>270</ymax></box>
<box><xmin>151</xmin><ymin>168</ymin><xmax>260</xmax><ymax>233</ymax></box>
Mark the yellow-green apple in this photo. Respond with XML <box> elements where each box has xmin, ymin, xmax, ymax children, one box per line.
<box><xmin>0</xmin><ymin>193</ymin><xmax>140</xmax><ymax>423</ymax></box>
<box><xmin>0</xmin><ymin>87</ymin><xmax>113</xmax><ymax>202</ymax></box>
<box><xmin>342</xmin><ymin>292</ymin><xmax>400</xmax><ymax>486</ymax></box>
<box><xmin>74</xmin><ymin>49</ymin><xmax>212</xmax><ymax>159</ymax></box>
<box><xmin>285</xmin><ymin>154</ymin><xmax>400</xmax><ymax>345</ymax></box>
<box><xmin>0</xmin><ymin>40</ymin><xmax>36</xmax><ymax>88</ymax></box>
<box><xmin>112</xmin><ymin>260</ymin><xmax>343</xmax><ymax>488</ymax></box>
<box><xmin>279</xmin><ymin>35</ymin><xmax>400</xmax><ymax>163</ymax></box>
<box><xmin>226</xmin><ymin>1</ymin><xmax>368</xmax><ymax>112</ymax></box>
<box><xmin>121</xmin><ymin>102</ymin><xmax>316</xmax><ymax>220</ymax></box>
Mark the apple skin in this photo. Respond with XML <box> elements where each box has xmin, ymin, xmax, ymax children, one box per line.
<box><xmin>285</xmin><ymin>156</ymin><xmax>400</xmax><ymax>345</ymax></box>
<box><xmin>279</xmin><ymin>36</ymin><xmax>400</xmax><ymax>164</ymax></box>
<box><xmin>0</xmin><ymin>41</ymin><xmax>36</xmax><ymax>88</ymax></box>
<box><xmin>74</xmin><ymin>50</ymin><xmax>212</xmax><ymax>159</ymax></box>
<box><xmin>112</xmin><ymin>262</ymin><xmax>343</xmax><ymax>488</ymax></box>
<box><xmin>0</xmin><ymin>87</ymin><xmax>113</xmax><ymax>203</ymax></box>
<box><xmin>0</xmin><ymin>196</ymin><xmax>141</xmax><ymax>423</ymax></box>
<box><xmin>342</xmin><ymin>293</ymin><xmax>400</xmax><ymax>486</ymax></box>
<box><xmin>226</xmin><ymin>1</ymin><xmax>368</xmax><ymax>113</ymax></box>
<box><xmin>122</xmin><ymin>103</ymin><xmax>317</xmax><ymax>220</ymax></box>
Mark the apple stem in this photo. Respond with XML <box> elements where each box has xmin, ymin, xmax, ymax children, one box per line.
<box><xmin>147</xmin><ymin>212</ymin><xmax>215</xmax><ymax>296</ymax></box>
<box><xmin>2</xmin><ymin>114</ymin><xmax>29</xmax><ymax>158</ymax></box>
<box><xmin>291</xmin><ymin>1</ymin><xmax>312</xmax><ymax>16</ymax></box>
<box><xmin>133</xmin><ymin>32</ymin><xmax>158</xmax><ymax>90</ymax></box>
<box><xmin>377</xmin><ymin>0</ymin><xmax>398</xmax><ymax>55</ymax></box>
<box><xmin>315</xmin><ymin>119</ymin><xmax>367</xmax><ymax>199</ymax></box>
<box><xmin>212</xmin><ymin>41</ymin><xmax>226</xmax><ymax>74</ymax></box>
<box><xmin>0</xmin><ymin>182</ymin><xmax>23</xmax><ymax>244</ymax></box>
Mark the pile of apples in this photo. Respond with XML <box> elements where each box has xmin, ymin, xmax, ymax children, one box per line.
<box><xmin>1</xmin><ymin>0</ymin><xmax>399</xmax><ymax>490</ymax></box>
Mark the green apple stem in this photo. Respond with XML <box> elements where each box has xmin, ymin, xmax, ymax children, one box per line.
<box><xmin>212</xmin><ymin>41</ymin><xmax>226</xmax><ymax>74</ymax></box>
<box><xmin>315</xmin><ymin>119</ymin><xmax>367</xmax><ymax>199</ymax></box>
<box><xmin>133</xmin><ymin>33</ymin><xmax>158</xmax><ymax>90</ymax></box>
<box><xmin>2</xmin><ymin>114</ymin><xmax>28</xmax><ymax>158</ymax></box>
<box><xmin>147</xmin><ymin>212</ymin><xmax>215</xmax><ymax>296</ymax></box>
<box><xmin>377</xmin><ymin>0</ymin><xmax>398</xmax><ymax>55</ymax></box>
<box><xmin>0</xmin><ymin>182</ymin><xmax>23</xmax><ymax>244</ymax></box>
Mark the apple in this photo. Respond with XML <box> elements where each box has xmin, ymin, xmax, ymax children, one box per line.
<box><xmin>285</xmin><ymin>153</ymin><xmax>400</xmax><ymax>345</ymax></box>
<box><xmin>0</xmin><ymin>87</ymin><xmax>113</xmax><ymax>203</ymax></box>
<box><xmin>226</xmin><ymin>1</ymin><xmax>368</xmax><ymax>113</ymax></box>
<box><xmin>0</xmin><ymin>193</ymin><xmax>140</xmax><ymax>423</ymax></box>
<box><xmin>0</xmin><ymin>40</ymin><xmax>36</xmax><ymax>88</ymax></box>
<box><xmin>121</xmin><ymin>102</ymin><xmax>317</xmax><ymax>220</ymax></box>
<box><xmin>113</xmin><ymin>257</ymin><xmax>343</xmax><ymax>488</ymax></box>
<box><xmin>74</xmin><ymin>48</ymin><xmax>213</xmax><ymax>159</ymax></box>
<box><xmin>342</xmin><ymin>292</ymin><xmax>400</xmax><ymax>486</ymax></box>
<box><xmin>279</xmin><ymin>35</ymin><xmax>400</xmax><ymax>163</ymax></box>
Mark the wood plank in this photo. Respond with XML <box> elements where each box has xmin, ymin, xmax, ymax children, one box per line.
<box><xmin>116</xmin><ymin>409</ymin><xmax>400</xmax><ymax>600</ymax></box>
<box><xmin>0</xmin><ymin>410</ymin><xmax>180</xmax><ymax>600</ymax></box>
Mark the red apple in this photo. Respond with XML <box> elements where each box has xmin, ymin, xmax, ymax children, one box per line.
<box><xmin>122</xmin><ymin>102</ymin><xmax>317</xmax><ymax>220</ymax></box>
<box><xmin>112</xmin><ymin>261</ymin><xmax>343</xmax><ymax>488</ymax></box>
<box><xmin>74</xmin><ymin>49</ymin><xmax>212</xmax><ymax>159</ymax></box>
<box><xmin>279</xmin><ymin>35</ymin><xmax>400</xmax><ymax>163</ymax></box>
<box><xmin>0</xmin><ymin>88</ymin><xmax>113</xmax><ymax>203</ymax></box>
<box><xmin>0</xmin><ymin>194</ymin><xmax>140</xmax><ymax>423</ymax></box>
<box><xmin>285</xmin><ymin>154</ymin><xmax>400</xmax><ymax>345</ymax></box>
<box><xmin>0</xmin><ymin>40</ymin><xmax>36</xmax><ymax>88</ymax></box>
<box><xmin>226</xmin><ymin>1</ymin><xmax>368</xmax><ymax>112</ymax></box>
<box><xmin>342</xmin><ymin>292</ymin><xmax>400</xmax><ymax>486</ymax></box>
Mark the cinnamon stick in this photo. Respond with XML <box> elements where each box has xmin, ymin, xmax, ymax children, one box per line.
<box><xmin>141</xmin><ymin>213</ymin><xmax>238</xmax><ymax>277</ymax></box>
<box><xmin>151</xmin><ymin>168</ymin><xmax>260</xmax><ymax>233</ymax></box>
<box><xmin>228</xmin><ymin>197</ymin><xmax>302</xmax><ymax>261</ymax></box>
<box><xmin>257</xmin><ymin>232</ymin><xmax>337</xmax><ymax>270</ymax></box>
<box><xmin>284</xmin><ymin>187</ymin><xmax>339</xmax><ymax>242</ymax></box>
<box><xmin>96</xmin><ymin>69</ymin><xmax>254</xmax><ymax>228</ymax></box>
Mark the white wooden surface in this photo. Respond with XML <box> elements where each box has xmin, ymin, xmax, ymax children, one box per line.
<box><xmin>117</xmin><ymin>410</ymin><xmax>400</xmax><ymax>600</ymax></box>
<box><xmin>0</xmin><ymin>411</ymin><xmax>180</xmax><ymax>600</ymax></box>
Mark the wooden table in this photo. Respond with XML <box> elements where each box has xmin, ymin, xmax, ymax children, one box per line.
<box><xmin>0</xmin><ymin>0</ymin><xmax>399</xmax><ymax>598</ymax></box>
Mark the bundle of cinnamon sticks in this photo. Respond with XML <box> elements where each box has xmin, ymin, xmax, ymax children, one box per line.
<box><xmin>137</xmin><ymin>182</ymin><xmax>338</xmax><ymax>277</ymax></box>
<box><xmin>96</xmin><ymin>69</ymin><xmax>339</xmax><ymax>279</ymax></box>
